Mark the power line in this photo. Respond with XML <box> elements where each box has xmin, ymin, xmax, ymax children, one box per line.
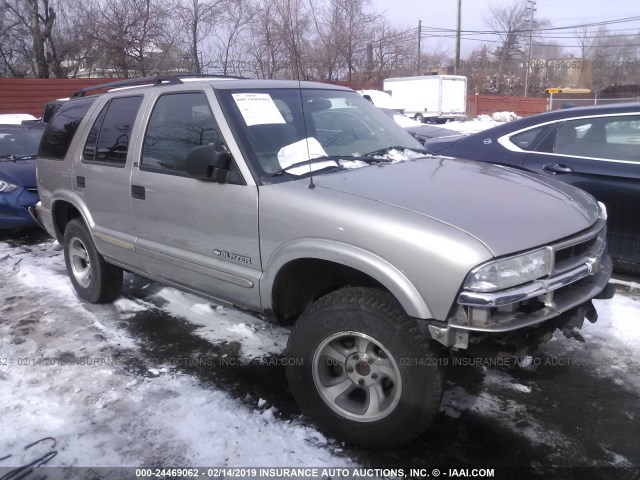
<box><xmin>419</xmin><ymin>32</ymin><xmax>640</xmax><ymax>49</ymax></box>
<box><xmin>418</xmin><ymin>15</ymin><xmax>640</xmax><ymax>36</ymax></box>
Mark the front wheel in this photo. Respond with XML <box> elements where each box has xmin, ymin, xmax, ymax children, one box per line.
<box><xmin>414</xmin><ymin>113</ymin><xmax>425</xmax><ymax>123</ymax></box>
<box><xmin>286</xmin><ymin>287</ymin><xmax>444</xmax><ymax>448</ymax></box>
<box><xmin>63</xmin><ymin>218</ymin><xmax>123</xmax><ymax>303</ymax></box>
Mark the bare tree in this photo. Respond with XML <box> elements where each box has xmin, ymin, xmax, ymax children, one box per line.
<box><xmin>243</xmin><ymin>0</ymin><xmax>311</xmax><ymax>79</ymax></box>
<box><xmin>309</xmin><ymin>0</ymin><xmax>344</xmax><ymax>80</ymax></box>
<box><xmin>245</xmin><ymin>0</ymin><xmax>287</xmax><ymax>78</ymax></box>
<box><xmin>330</xmin><ymin>0</ymin><xmax>378</xmax><ymax>80</ymax></box>
<box><xmin>0</xmin><ymin>2</ymin><xmax>30</xmax><ymax>76</ymax></box>
<box><xmin>1</xmin><ymin>0</ymin><xmax>58</xmax><ymax>77</ymax></box>
<box><xmin>485</xmin><ymin>1</ymin><xmax>529</xmax><ymax>93</ymax></box>
<box><xmin>574</xmin><ymin>24</ymin><xmax>597</xmax><ymax>62</ymax></box>
<box><xmin>591</xmin><ymin>28</ymin><xmax>640</xmax><ymax>90</ymax></box>
<box><xmin>211</xmin><ymin>0</ymin><xmax>256</xmax><ymax>75</ymax></box>
<box><xmin>372</xmin><ymin>22</ymin><xmax>423</xmax><ymax>81</ymax></box>
<box><xmin>529</xmin><ymin>42</ymin><xmax>566</xmax><ymax>93</ymax></box>
<box><xmin>175</xmin><ymin>0</ymin><xmax>225</xmax><ymax>74</ymax></box>
<box><xmin>93</xmin><ymin>0</ymin><xmax>178</xmax><ymax>77</ymax></box>
<box><xmin>274</xmin><ymin>0</ymin><xmax>311</xmax><ymax>79</ymax></box>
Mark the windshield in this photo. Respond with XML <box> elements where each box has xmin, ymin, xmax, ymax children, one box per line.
<box><xmin>217</xmin><ymin>88</ymin><xmax>423</xmax><ymax>183</ymax></box>
<box><xmin>0</xmin><ymin>125</ymin><xmax>45</xmax><ymax>159</ymax></box>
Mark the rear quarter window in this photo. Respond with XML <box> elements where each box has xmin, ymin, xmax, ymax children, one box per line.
<box><xmin>509</xmin><ymin>125</ymin><xmax>547</xmax><ymax>151</ymax></box>
<box><xmin>38</xmin><ymin>97</ymin><xmax>97</xmax><ymax>160</ymax></box>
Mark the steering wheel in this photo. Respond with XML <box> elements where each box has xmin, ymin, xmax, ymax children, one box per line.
<box><xmin>323</xmin><ymin>129</ymin><xmax>359</xmax><ymax>147</ymax></box>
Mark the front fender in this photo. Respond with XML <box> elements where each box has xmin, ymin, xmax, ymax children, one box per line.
<box><xmin>260</xmin><ymin>238</ymin><xmax>433</xmax><ymax>319</ymax></box>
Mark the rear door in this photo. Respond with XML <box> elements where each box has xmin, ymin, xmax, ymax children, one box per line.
<box><xmin>523</xmin><ymin>114</ymin><xmax>640</xmax><ymax>267</ymax></box>
<box><xmin>129</xmin><ymin>89</ymin><xmax>262</xmax><ymax>309</ymax></box>
<box><xmin>73</xmin><ymin>94</ymin><xmax>144</xmax><ymax>268</ymax></box>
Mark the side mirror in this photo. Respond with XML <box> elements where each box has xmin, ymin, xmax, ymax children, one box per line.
<box><xmin>185</xmin><ymin>145</ymin><xmax>232</xmax><ymax>183</ymax></box>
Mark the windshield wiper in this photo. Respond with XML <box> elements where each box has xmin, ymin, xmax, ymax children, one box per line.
<box><xmin>270</xmin><ymin>153</ymin><xmax>404</xmax><ymax>177</ymax></box>
<box><xmin>363</xmin><ymin>145</ymin><xmax>429</xmax><ymax>157</ymax></box>
<box><xmin>271</xmin><ymin>157</ymin><xmax>342</xmax><ymax>177</ymax></box>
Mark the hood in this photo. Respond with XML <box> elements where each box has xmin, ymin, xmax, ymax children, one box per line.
<box><xmin>0</xmin><ymin>159</ymin><xmax>37</xmax><ymax>187</ymax></box>
<box><xmin>314</xmin><ymin>157</ymin><xmax>598</xmax><ymax>256</ymax></box>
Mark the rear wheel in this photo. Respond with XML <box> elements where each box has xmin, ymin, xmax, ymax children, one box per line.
<box><xmin>63</xmin><ymin>218</ymin><xmax>123</xmax><ymax>303</ymax></box>
<box><xmin>286</xmin><ymin>287</ymin><xmax>444</xmax><ymax>448</ymax></box>
<box><xmin>414</xmin><ymin>113</ymin><xmax>424</xmax><ymax>123</ymax></box>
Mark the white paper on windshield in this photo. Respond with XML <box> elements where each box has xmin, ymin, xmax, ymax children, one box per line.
<box><xmin>277</xmin><ymin>137</ymin><xmax>337</xmax><ymax>176</ymax></box>
<box><xmin>232</xmin><ymin>93</ymin><xmax>286</xmax><ymax>126</ymax></box>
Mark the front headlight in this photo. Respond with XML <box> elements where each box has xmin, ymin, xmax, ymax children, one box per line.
<box><xmin>0</xmin><ymin>179</ymin><xmax>19</xmax><ymax>193</ymax></box>
<box><xmin>464</xmin><ymin>248</ymin><xmax>552</xmax><ymax>292</ymax></box>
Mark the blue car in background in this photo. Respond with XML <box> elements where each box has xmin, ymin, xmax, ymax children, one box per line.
<box><xmin>423</xmin><ymin>103</ymin><xmax>640</xmax><ymax>273</ymax></box>
<box><xmin>0</xmin><ymin>122</ymin><xmax>45</xmax><ymax>229</ymax></box>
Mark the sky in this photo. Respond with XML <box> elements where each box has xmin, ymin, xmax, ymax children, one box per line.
<box><xmin>370</xmin><ymin>0</ymin><xmax>640</xmax><ymax>57</ymax></box>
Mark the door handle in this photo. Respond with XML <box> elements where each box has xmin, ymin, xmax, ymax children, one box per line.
<box><xmin>543</xmin><ymin>163</ymin><xmax>573</xmax><ymax>174</ymax></box>
<box><xmin>131</xmin><ymin>185</ymin><xmax>146</xmax><ymax>199</ymax></box>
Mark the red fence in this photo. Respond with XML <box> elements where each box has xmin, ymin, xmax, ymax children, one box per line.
<box><xmin>0</xmin><ymin>78</ymin><xmax>120</xmax><ymax>116</ymax></box>
<box><xmin>467</xmin><ymin>95</ymin><xmax>548</xmax><ymax>118</ymax></box>
<box><xmin>1</xmin><ymin>78</ymin><xmax>551</xmax><ymax>119</ymax></box>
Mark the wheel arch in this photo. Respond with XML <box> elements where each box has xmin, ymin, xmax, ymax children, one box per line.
<box><xmin>261</xmin><ymin>239</ymin><xmax>433</xmax><ymax>324</ymax></box>
<box><xmin>50</xmin><ymin>196</ymin><xmax>94</xmax><ymax>243</ymax></box>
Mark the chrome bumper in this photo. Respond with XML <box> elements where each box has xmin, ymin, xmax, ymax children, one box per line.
<box><xmin>457</xmin><ymin>242</ymin><xmax>606</xmax><ymax>308</ymax></box>
<box><xmin>428</xmin><ymin>231</ymin><xmax>613</xmax><ymax>348</ymax></box>
<box><xmin>450</xmin><ymin>255</ymin><xmax>611</xmax><ymax>334</ymax></box>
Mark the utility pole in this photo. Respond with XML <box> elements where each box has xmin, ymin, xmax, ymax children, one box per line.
<box><xmin>455</xmin><ymin>0</ymin><xmax>461</xmax><ymax>74</ymax></box>
<box><xmin>524</xmin><ymin>0</ymin><xmax>536</xmax><ymax>97</ymax></box>
<box><xmin>417</xmin><ymin>20</ymin><xmax>422</xmax><ymax>76</ymax></box>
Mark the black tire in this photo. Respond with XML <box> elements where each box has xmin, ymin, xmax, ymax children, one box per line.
<box><xmin>63</xmin><ymin>218</ymin><xmax>123</xmax><ymax>303</ymax></box>
<box><xmin>414</xmin><ymin>113</ymin><xmax>424</xmax><ymax>123</ymax></box>
<box><xmin>286</xmin><ymin>287</ymin><xmax>444</xmax><ymax>448</ymax></box>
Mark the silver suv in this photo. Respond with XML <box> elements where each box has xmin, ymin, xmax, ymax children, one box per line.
<box><xmin>36</xmin><ymin>76</ymin><xmax>614</xmax><ymax>448</ymax></box>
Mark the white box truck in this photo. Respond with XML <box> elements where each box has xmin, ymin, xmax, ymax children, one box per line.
<box><xmin>383</xmin><ymin>75</ymin><xmax>467</xmax><ymax>123</ymax></box>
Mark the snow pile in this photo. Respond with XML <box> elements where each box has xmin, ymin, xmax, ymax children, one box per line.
<box><xmin>491</xmin><ymin>111</ymin><xmax>520</xmax><ymax>122</ymax></box>
<box><xmin>446</xmin><ymin>111</ymin><xmax>520</xmax><ymax>134</ymax></box>
<box><xmin>339</xmin><ymin>148</ymin><xmax>429</xmax><ymax>170</ymax></box>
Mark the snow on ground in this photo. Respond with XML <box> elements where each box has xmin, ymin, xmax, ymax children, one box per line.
<box><xmin>128</xmin><ymin>285</ymin><xmax>289</xmax><ymax>360</ymax></box>
<box><xmin>445</xmin><ymin>111</ymin><xmax>520</xmax><ymax>134</ymax></box>
<box><xmin>0</xmin><ymin>238</ymin><xmax>352</xmax><ymax>469</ymax></box>
<box><xmin>441</xmin><ymin>382</ymin><xmax>571</xmax><ymax>449</ymax></box>
<box><xmin>538</xmin><ymin>293</ymin><xmax>640</xmax><ymax>390</ymax></box>
<box><xmin>1</xmin><ymin>232</ymin><xmax>638</xmax><ymax>473</ymax></box>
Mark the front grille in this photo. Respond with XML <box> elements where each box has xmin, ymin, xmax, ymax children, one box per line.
<box><xmin>551</xmin><ymin>220</ymin><xmax>605</xmax><ymax>275</ymax></box>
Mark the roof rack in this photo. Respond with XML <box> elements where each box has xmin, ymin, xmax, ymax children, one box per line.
<box><xmin>71</xmin><ymin>74</ymin><xmax>244</xmax><ymax>98</ymax></box>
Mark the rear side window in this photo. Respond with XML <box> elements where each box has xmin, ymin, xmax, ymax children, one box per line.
<box><xmin>38</xmin><ymin>97</ymin><xmax>96</xmax><ymax>160</ymax></box>
<box><xmin>82</xmin><ymin>96</ymin><xmax>143</xmax><ymax>165</ymax></box>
